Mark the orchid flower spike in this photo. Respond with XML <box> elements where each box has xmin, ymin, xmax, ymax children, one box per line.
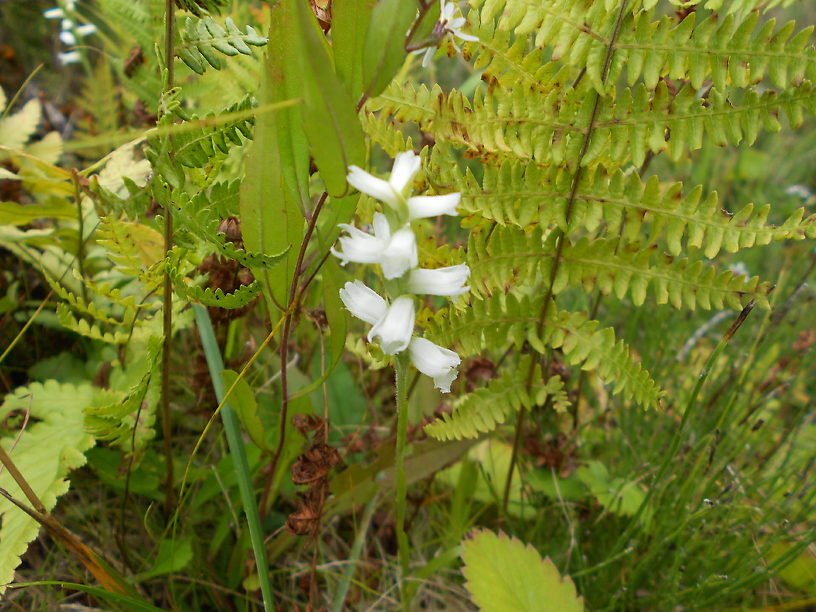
<box><xmin>347</xmin><ymin>151</ymin><xmax>461</xmax><ymax>221</ymax></box>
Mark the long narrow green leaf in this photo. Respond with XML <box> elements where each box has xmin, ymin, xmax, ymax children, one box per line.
<box><xmin>239</xmin><ymin>37</ymin><xmax>304</xmax><ymax>311</ymax></box>
<box><xmin>291</xmin><ymin>0</ymin><xmax>365</xmax><ymax>196</ymax></box>
<box><xmin>193</xmin><ymin>305</ymin><xmax>274</xmax><ymax>612</ymax></box>
<box><xmin>333</xmin><ymin>0</ymin><xmax>376</xmax><ymax>101</ymax></box>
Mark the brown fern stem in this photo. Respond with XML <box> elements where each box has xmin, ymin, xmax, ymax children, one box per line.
<box><xmin>502</xmin><ymin>0</ymin><xmax>630</xmax><ymax>514</ymax></box>
<box><xmin>161</xmin><ymin>0</ymin><xmax>176</xmax><ymax>518</ymax></box>
<box><xmin>261</xmin><ymin>190</ymin><xmax>329</xmax><ymax>517</ymax></box>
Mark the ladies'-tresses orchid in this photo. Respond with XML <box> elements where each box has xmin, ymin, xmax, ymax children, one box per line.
<box><xmin>339</xmin><ymin>282</ymin><xmax>415</xmax><ymax>356</ymax></box>
<box><xmin>347</xmin><ymin>151</ymin><xmax>461</xmax><ymax>221</ymax></box>
<box><xmin>332</xmin><ymin>212</ymin><xmax>418</xmax><ymax>279</ymax></box>
<box><xmin>335</xmin><ymin>150</ymin><xmax>469</xmax><ymax>392</ymax></box>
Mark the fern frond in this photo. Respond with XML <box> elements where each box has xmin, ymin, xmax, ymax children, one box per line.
<box><xmin>174</xmin><ymin>183</ymin><xmax>291</xmax><ymax>267</ymax></box>
<box><xmin>438</xmin><ymin>158</ymin><xmax>816</xmax><ymax>255</ymax></box>
<box><xmin>85</xmin><ymin>336</ymin><xmax>161</xmax><ymax>449</ymax></box>
<box><xmin>645</xmin><ymin>0</ymin><xmax>800</xmax><ymax>17</ymax></box>
<box><xmin>172</xmin><ymin>275</ymin><xmax>262</xmax><ymax>308</ymax></box>
<box><xmin>96</xmin><ymin>216</ymin><xmax>165</xmax><ymax>287</ymax></box>
<box><xmin>424</xmin><ymin>356</ymin><xmax>568</xmax><ymax>441</ymax></box>
<box><xmin>468</xmin><ymin>227</ymin><xmax>769</xmax><ymax>309</ymax></box>
<box><xmin>374</xmin><ymin>80</ymin><xmax>816</xmax><ymax>168</ymax></box>
<box><xmin>617</xmin><ymin>12</ymin><xmax>815</xmax><ymax>91</ymax></box>
<box><xmin>43</xmin><ymin>273</ymin><xmax>128</xmax><ymax>327</ymax></box>
<box><xmin>56</xmin><ymin>304</ymin><xmax>130</xmax><ymax>344</ymax></box>
<box><xmin>360</xmin><ymin>113</ymin><xmax>415</xmax><ymax>158</ymax></box>
<box><xmin>553</xmin><ymin>237</ymin><xmax>771</xmax><ymax>310</ymax></box>
<box><xmin>173</xmin><ymin>95</ymin><xmax>255</xmax><ymax>167</ymax></box>
<box><xmin>177</xmin><ymin>16</ymin><xmax>267</xmax><ymax>75</ymax></box>
<box><xmin>475</xmin><ymin>1</ymin><xmax>815</xmax><ymax>92</ymax></box>
<box><xmin>428</xmin><ymin>295</ymin><xmax>663</xmax><ymax>407</ymax></box>
<box><xmin>464</xmin><ymin>23</ymin><xmax>562</xmax><ymax>94</ymax></box>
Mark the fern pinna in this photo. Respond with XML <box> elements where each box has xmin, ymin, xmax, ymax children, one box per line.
<box><xmin>365</xmin><ymin>0</ymin><xmax>816</xmax><ymax>441</ymax></box>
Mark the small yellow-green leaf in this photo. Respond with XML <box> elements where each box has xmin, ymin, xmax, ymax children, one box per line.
<box><xmin>461</xmin><ymin>529</ymin><xmax>584</xmax><ymax>612</ymax></box>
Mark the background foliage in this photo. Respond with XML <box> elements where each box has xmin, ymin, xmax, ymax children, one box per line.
<box><xmin>0</xmin><ymin>0</ymin><xmax>814</xmax><ymax>610</ymax></box>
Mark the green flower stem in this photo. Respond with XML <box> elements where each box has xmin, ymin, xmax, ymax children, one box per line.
<box><xmin>193</xmin><ymin>304</ymin><xmax>274</xmax><ymax>612</ymax></box>
<box><xmin>394</xmin><ymin>352</ymin><xmax>411</xmax><ymax>610</ymax></box>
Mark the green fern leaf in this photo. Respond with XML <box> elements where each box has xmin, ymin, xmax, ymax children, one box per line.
<box><xmin>172</xmin><ymin>95</ymin><xmax>256</xmax><ymax>168</ymax></box>
<box><xmin>436</xmin><ymin>157</ymin><xmax>816</xmax><ymax>255</ymax></box>
<box><xmin>56</xmin><ymin>304</ymin><xmax>131</xmax><ymax>344</ymax></box>
<box><xmin>0</xmin><ymin>381</ymin><xmax>96</xmax><ymax>595</ymax></box>
<box><xmin>428</xmin><ymin>296</ymin><xmax>663</xmax><ymax>408</ymax></box>
<box><xmin>178</xmin><ymin>16</ymin><xmax>267</xmax><ymax>74</ymax></box>
<box><xmin>425</xmin><ymin>356</ymin><xmax>568</xmax><ymax>441</ymax></box>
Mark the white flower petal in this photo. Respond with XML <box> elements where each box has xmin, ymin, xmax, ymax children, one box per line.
<box><xmin>43</xmin><ymin>7</ymin><xmax>64</xmax><ymax>18</ymax></box>
<box><xmin>407</xmin><ymin>193</ymin><xmax>461</xmax><ymax>219</ymax></box>
<box><xmin>448</xmin><ymin>17</ymin><xmax>466</xmax><ymax>29</ymax></box>
<box><xmin>347</xmin><ymin>165</ymin><xmax>400</xmax><ymax>208</ymax></box>
<box><xmin>440</xmin><ymin>1</ymin><xmax>456</xmax><ymax>21</ymax></box>
<box><xmin>61</xmin><ymin>18</ymin><xmax>74</xmax><ymax>29</ymax></box>
<box><xmin>372</xmin><ymin>212</ymin><xmax>391</xmax><ymax>241</ymax></box>
<box><xmin>369</xmin><ymin>296</ymin><xmax>415</xmax><ymax>355</ymax></box>
<box><xmin>388</xmin><ymin>151</ymin><xmax>421</xmax><ymax>196</ymax></box>
<box><xmin>57</xmin><ymin>50</ymin><xmax>81</xmax><ymax>64</ymax></box>
<box><xmin>406</xmin><ymin>264</ymin><xmax>470</xmax><ymax>296</ymax></box>
<box><xmin>76</xmin><ymin>23</ymin><xmax>97</xmax><ymax>37</ymax></box>
<box><xmin>333</xmin><ymin>223</ymin><xmax>386</xmax><ymax>266</ymax></box>
<box><xmin>453</xmin><ymin>30</ymin><xmax>479</xmax><ymax>42</ymax></box>
<box><xmin>380</xmin><ymin>227</ymin><xmax>418</xmax><ymax>279</ymax></box>
<box><xmin>409</xmin><ymin>337</ymin><xmax>460</xmax><ymax>393</ymax></box>
<box><xmin>59</xmin><ymin>30</ymin><xmax>77</xmax><ymax>45</ymax></box>
<box><xmin>339</xmin><ymin>281</ymin><xmax>387</xmax><ymax>325</ymax></box>
<box><xmin>422</xmin><ymin>47</ymin><xmax>435</xmax><ymax>67</ymax></box>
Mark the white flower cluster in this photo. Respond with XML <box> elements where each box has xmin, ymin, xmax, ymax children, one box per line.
<box><xmin>333</xmin><ymin>151</ymin><xmax>469</xmax><ymax>393</ymax></box>
<box><xmin>44</xmin><ymin>0</ymin><xmax>97</xmax><ymax>65</ymax></box>
<box><xmin>412</xmin><ymin>0</ymin><xmax>478</xmax><ymax>68</ymax></box>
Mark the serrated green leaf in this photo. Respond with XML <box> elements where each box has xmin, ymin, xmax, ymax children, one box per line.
<box><xmin>0</xmin><ymin>381</ymin><xmax>96</xmax><ymax>595</ymax></box>
<box><xmin>461</xmin><ymin>529</ymin><xmax>584</xmax><ymax>612</ymax></box>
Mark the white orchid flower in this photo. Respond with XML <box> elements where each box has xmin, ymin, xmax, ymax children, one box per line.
<box><xmin>347</xmin><ymin>151</ymin><xmax>461</xmax><ymax>220</ymax></box>
<box><xmin>76</xmin><ymin>23</ymin><xmax>97</xmax><ymax>36</ymax></box>
<box><xmin>347</xmin><ymin>151</ymin><xmax>421</xmax><ymax>210</ymax></box>
<box><xmin>412</xmin><ymin>0</ymin><xmax>479</xmax><ymax>68</ymax></box>
<box><xmin>339</xmin><ymin>280</ymin><xmax>387</xmax><ymax>326</ymax></box>
<box><xmin>332</xmin><ymin>212</ymin><xmax>418</xmax><ymax>279</ymax></box>
<box><xmin>407</xmin><ymin>193</ymin><xmax>460</xmax><ymax>220</ymax></box>
<box><xmin>406</xmin><ymin>264</ymin><xmax>470</xmax><ymax>296</ymax></box>
<box><xmin>59</xmin><ymin>30</ymin><xmax>77</xmax><ymax>45</ymax></box>
<box><xmin>369</xmin><ymin>296</ymin><xmax>416</xmax><ymax>355</ymax></box>
<box><xmin>408</xmin><ymin>337</ymin><xmax>461</xmax><ymax>393</ymax></box>
<box><xmin>58</xmin><ymin>50</ymin><xmax>81</xmax><ymax>64</ymax></box>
